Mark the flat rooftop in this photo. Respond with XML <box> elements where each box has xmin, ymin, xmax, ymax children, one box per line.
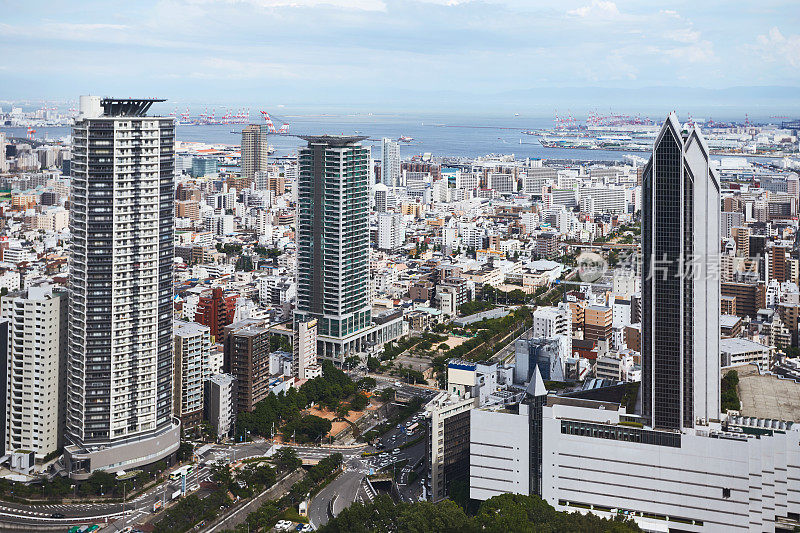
<box><xmin>720</xmin><ymin>337</ymin><xmax>771</xmax><ymax>354</ymax></box>
<box><xmin>299</xmin><ymin>135</ymin><xmax>367</xmax><ymax>146</ymax></box>
<box><xmin>736</xmin><ymin>365</ymin><xmax>800</xmax><ymax>422</ymax></box>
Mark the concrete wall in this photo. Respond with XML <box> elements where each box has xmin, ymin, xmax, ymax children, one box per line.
<box><xmin>469</xmin><ymin>407</ymin><xmax>529</xmax><ymax>501</ymax></box>
<box><xmin>541</xmin><ymin>405</ymin><xmax>800</xmax><ymax>532</ymax></box>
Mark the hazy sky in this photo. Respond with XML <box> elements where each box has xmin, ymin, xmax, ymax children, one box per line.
<box><xmin>1</xmin><ymin>0</ymin><xmax>798</xmax><ymax>113</ymax></box>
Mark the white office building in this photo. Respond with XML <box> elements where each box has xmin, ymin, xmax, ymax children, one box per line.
<box><xmin>542</xmin><ymin>396</ymin><xmax>800</xmax><ymax>532</ymax></box>
<box><xmin>579</xmin><ymin>186</ymin><xmax>628</xmax><ymax>214</ymax></box>
<box><xmin>204</xmin><ymin>373</ymin><xmax>236</xmax><ymax>440</ymax></box>
<box><xmin>377</xmin><ymin>212</ymin><xmax>405</xmax><ymax>251</ymax></box>
<box><xmin>720</xmin><ymin>337</ymin><xmax>773</xmax><ymax>367</ymax></box>
<box><xmin>532</xmin><ymin>303</ymin><xmax>571</xmax><ymax>339</ymax></box>
<box><xmin>295</xmin><ymin>317</ymin><xmax>322</xmax><ymax>380</ymax></box>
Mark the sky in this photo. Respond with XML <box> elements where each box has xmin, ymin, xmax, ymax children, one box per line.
<box><xmin>1</xmin><ymin>0</ymin><xmax>799</xmax><ymax>116</ymax></box>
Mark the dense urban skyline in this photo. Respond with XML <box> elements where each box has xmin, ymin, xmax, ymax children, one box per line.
<box><xmin>0</xmin><ymin>0</ymin><xmax>799</xmax><ymax>530</ymax></box>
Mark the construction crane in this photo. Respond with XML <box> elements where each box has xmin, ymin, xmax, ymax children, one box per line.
<box><xmin>260</xmin><ymin>111</ymin><xmax>290</xmax><ymax>134</ymax></box>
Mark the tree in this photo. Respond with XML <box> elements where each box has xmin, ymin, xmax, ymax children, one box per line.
<box><xmin>366</xmin><ymin>355</ymin><xmax>380</xmax><ymax>372</ymax></box>
<box><xmin>398</xmin><ymin>500</ymin><xmax>472</xmax><ymax>533</ymax></box>
<box><xmin>177</xmin><ymin>441</ymin><xmax>195</xmax><ymax>462</ymax></box>
<box><xmin>350</xmin><ymin>392</ymin><xmax>369</xmax><ymax>411</ymax></box>
<box><xmin>721</xmin><ymin>369</ymin><xmax>740</xmax><ymax>412</ymax></box>
<box><xmin>378</xmin><ymin>388</ymin><xmax>395</xmax><ymax>402</ymax></box>
<box><xmin>269</xmin><ymin>334</ymin><xmax>292</xmax><ymax>353</ymax></box>
<box><xmin>319</xmin><ymin>493</ymin><xmax>641</xmax><ymax>533</ymax></box>
<box><xmin>356</xmin><ymin>377</ymin><xmax>377</xmax><ymax>391</ymax></box>
<box><xmin>283</xmin><ymin>415</ymin><xmax>332</xmax><ymax>443</ymax></box>
<box><xmin>235</xmin><ymin>255</ymin><xmax>253</xmax><ymax>271</ymax></box>
<box><xmin>274</xmin><ymin>447</ymin><xmax>302</xmax><ymax>473</ymax></box>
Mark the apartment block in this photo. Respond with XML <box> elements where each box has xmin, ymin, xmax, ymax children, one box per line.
<box><xmin>1</xmin><ymin>286</ymin><xmax>67</xmax><ymax>459</ymax></box>
<box><xmin>173</xmin><ymin>320</ymin><xmax>211</xmax><ymax>431</ymax></box>
<box><xmin>224</xmin><ymin>320</ymin><xmax>271</xmax><ymax>413</ymax></box>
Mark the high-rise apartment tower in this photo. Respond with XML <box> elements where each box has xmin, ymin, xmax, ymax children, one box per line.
<box><xmin>241</xmin><ymin>124</ymin><xmax>269</xmax><ymax>180</ymax></box>
<box><xmin>296</xmin><ymin>136</ymin><xmax>371</xmax><ymax>361</ymax></box>
<box><xmin>64</xmin><ymin>96</ymin><xmax>179</xmax><ymax>478</ymax></box>
<box><xmin>381</xmin><ymin>138</ymin><xmax>400</xmax><ymax>187</ymax></box>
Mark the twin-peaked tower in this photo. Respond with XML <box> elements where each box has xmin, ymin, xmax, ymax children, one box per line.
<box><xmin>641</xmin><ymin>112</ymin><xmax>721</xmax><ymax>430</ymax></box>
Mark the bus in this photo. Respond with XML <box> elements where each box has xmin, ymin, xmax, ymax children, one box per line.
<box><xmin>169</xmin><ymin>465</ymin><xmax>194</xmax><ymax>480</ymax></box>
<box><xmin>406</xmin><ymin>423</ymin><xmax>419</xmax><ymax>435</ymax></box>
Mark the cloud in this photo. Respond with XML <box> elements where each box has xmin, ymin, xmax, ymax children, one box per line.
<box><xmin>662</xmin><ymin>41</ymin><xmax>715</xmax><ymax>63</ymax></box>
<box><xmin>754</xmin><ymin>27</ymin><xmax>800</xmax><ymax>67</ymax></box>
<box><xmin>192</xmin><ymin>58</ymin><xmax>302</xmax><ymax>79</ymax></box>
<box><xmin>567</xmin><ymin>1</ymin><xmax>619</xmax><ymax>19</ymax></box>
<box><xmin>186</xmin><ymin>0</ymin><xmax>387</xmax><ymax>10</ymax></box>
<box><xmin>671</xmin><ymin>28</ymin><xmax>700</xmax><ymax>44</ymax></box>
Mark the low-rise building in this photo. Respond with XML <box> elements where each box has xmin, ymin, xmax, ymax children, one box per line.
<box><xmin>720</xmin><ymin>337</ymin><xmax>773</xmax><ymax>368</ymax></box>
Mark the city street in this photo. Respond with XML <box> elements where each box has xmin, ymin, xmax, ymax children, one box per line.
<box><xmin>0</xmin><ymin>440</ymin><xmax>367</xmax><ymax>531</ymax></box>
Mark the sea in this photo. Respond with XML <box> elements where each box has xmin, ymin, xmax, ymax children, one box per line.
<box><xmin>0</xmin><ymin>113</ymin><xmax>770</xmax><ymax>163</ymax></box>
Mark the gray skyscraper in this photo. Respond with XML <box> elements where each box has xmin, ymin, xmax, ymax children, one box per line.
<box><xmin>641</xmin><ymin>112</ymin><xmax>720</xmax><ymax>430</ymax></box>
<box><xmin>64</xmin><ymin>96</ymin><xmax>179</xmax><ymax>478</ymax></box>
<box><xmin>241</xmin><ymin>124</ymin><xmax>269</xmax><ymax>180</ymax></box>
<box><xmin>295</xmin><ymin>136</ymin><xmax>371</xmax><ymax>361</ymax></box>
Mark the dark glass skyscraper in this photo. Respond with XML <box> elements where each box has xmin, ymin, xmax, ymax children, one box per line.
<box><xmin>641</xmin><ymin>113</ymin><xmax>720</xmax><ymax>430</ymax></box>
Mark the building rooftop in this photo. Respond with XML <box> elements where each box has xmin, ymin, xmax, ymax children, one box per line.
<box><xmin>736</xmin><ymin>364</ymin><xmax>800</xmax><ymax>422</ymax></box>
<box><xmin>720</xmin><ymin>314</ymin><xmax>741</xmax><ymax>328</ymax></box>
<box><xmin>173</xmin><ymin>319</ymin><xmax>210</xmax><ymax>337</ymax></box>
<box><xmin>101</xmin><ymin>98</ymin><xmax>165</xmax><ymax>117</ymax></box>
<box><xmin>299</xmin><ymin>135</ymin><xmax>368</xmax><ymax>146</ymax></box>
<box><xmin>720</xmin><ymin>337</ymin><xmax>772</xmax><ymax>354</ymax></box>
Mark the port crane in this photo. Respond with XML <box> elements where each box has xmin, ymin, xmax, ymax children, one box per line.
<box><xmin>260</xmin><ymin>111</ymin><xmax>290</xmax><ymax>134</ymax></box>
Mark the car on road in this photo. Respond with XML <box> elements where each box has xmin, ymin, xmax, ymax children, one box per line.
<box><xmin>50</xmin><ymin>512</ymin><xmax>65</xmax><ymax>518</ymax></box>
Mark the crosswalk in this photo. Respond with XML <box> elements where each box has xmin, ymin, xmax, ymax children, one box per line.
<box><xmin>0</xmin><ymin>505</ymin><xmax>51</xmax><ymax>517</ymax></box>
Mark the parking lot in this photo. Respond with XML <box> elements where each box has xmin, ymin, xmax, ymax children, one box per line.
<box><xmin>273</xmin><ymin>520</ymin><xmax>314</xmax><ymax>532</ymax></box>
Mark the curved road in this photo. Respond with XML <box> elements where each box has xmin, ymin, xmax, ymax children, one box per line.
<box><xmin>0</xmin><ymin>441</ymin><xmax>366</xmax><ymax>530</ymax></box>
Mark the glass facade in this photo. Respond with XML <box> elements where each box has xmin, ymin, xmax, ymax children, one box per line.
<box><xmin>296</xmin><ymin>137</ymin><xmax>371</xmax><ymax>339</ymax></box>
<box><xmin>560</xmin><ymin>420</ymin><xmax>681</xmax><ymax>448</ymax></box>
<box><xmin>642</xmin><ymin>116</ymin><xmax>717</xmax><ymax>431</ymax></box>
